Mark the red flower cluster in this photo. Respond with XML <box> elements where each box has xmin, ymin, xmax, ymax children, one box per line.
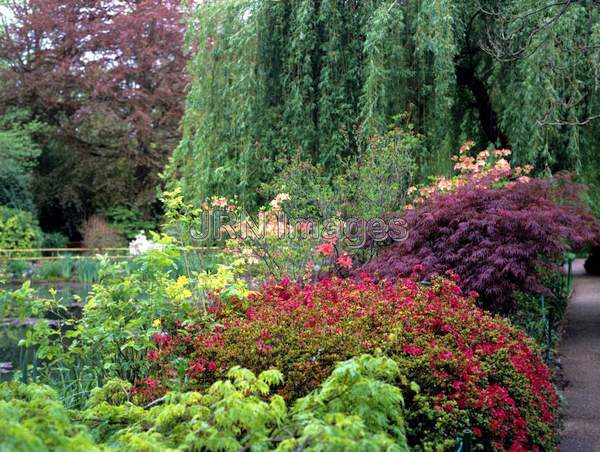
<box><xmin>141</xmin><ymin>276</ymin><xmax>558</xmax><ymax>450</ymax></box>
<box><xmin>317</xmin><ymin>241</ymin><xmax>334</xmax><ymax>257</ymax></box>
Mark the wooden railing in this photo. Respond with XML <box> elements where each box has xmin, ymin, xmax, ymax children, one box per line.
<box><xmin>0</xmin><ymin>247</ymin><xmax>220</xmax><ymax>261</ymax></box>
<box><xmin>0</xmin><ymin>248</ymin><xmax>129</xmax><ymax>261</ymax></box>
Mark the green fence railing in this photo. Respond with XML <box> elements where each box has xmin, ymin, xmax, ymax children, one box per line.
<box><xmin>540</xmin><ymin>294</ymin><xmax>552</xmax><ymax>362</ymax></box>
<box><xmin>538</xmin><ymin>253</ymin><xmax>577</xmax><ymax>364</ymax></box>
<box><xmin>564</xmin><ymin>252</ymin><xmax>576</xmax><ymax>296</ymax></box>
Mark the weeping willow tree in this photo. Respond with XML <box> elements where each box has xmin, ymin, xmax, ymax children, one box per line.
<box><xmin>170</xmin><ymin>0</ymin><xmax>600</xmax><ymax>208</ymax></box>
<box><xmin>486</xmin><ymin>1</ymin><xmax>600</xmax><ymax>173</ymax></box>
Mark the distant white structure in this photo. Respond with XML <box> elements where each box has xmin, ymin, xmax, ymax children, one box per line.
<box><xmin>128</xmin><ymin>232</ymin><xmax>164</xmax><ymax>256</ymax></box>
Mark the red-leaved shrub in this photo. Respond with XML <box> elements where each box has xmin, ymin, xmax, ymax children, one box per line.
<box><xmin>140</xmin><ymin>275</ymin><xmax>558</xmax><ymax>450</ymax></box>
<box><xmin>361</xmin><ymin>172</ymin><xmax>600</xmax><ymax>313</ymax></box>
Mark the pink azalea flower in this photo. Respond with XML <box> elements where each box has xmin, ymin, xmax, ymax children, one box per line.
<box><xmin>337</xmin><ymin>253</ymin><xmax>353</xmax><ymax>269</ymax></box>
<box><xmin>317</xmin><ymin>242</ymin><xmax>334</xmax><ymax>257</ymax></box>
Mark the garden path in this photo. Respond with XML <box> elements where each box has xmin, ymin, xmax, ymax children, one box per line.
<box><xmin>560</xmin><ymin>259</ymin><xmax>600</xmax><ymax>451</ymax></box>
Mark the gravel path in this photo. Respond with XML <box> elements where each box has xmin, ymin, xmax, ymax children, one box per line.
<box><xmin>560</xmin><ymin>259</ymin><xmax>600</xmax><ymax>451</ymax></box>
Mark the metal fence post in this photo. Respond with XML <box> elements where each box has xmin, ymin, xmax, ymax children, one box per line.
<box><xmin>564</xmin><ymin>252</ymin><xmax>575</xmax><ymax>296</ymax></box>
<box><xmin>540</xmin><ymin>294</ymin><xmax>552</xmax><ymax>362</ymax></box>
<box><xmin>455</xmin><ymin>429</ymin><xmax>473</xmax><ymax>452</ymax></box>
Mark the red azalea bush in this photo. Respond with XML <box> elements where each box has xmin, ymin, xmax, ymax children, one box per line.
<box><xmin>361</xmin><ymin>172</ymin><xmax>600</xmax><ymax>313</ymax></box>
<box><xmin>139</xmin><ymin>276</ymin><xmax>558</xmax><ymax>450</ymax></box>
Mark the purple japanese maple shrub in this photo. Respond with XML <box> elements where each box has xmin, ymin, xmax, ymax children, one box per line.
<box><xmin>360</xmin><ymin>172</ymin><xmax>600</xmax><ymax>313</ymax></box>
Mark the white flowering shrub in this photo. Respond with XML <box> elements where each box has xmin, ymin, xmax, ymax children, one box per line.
<box><xmin>128</xmin><ymin>232</ymin><xmax>164</xmax><ymax>256</ymax></box>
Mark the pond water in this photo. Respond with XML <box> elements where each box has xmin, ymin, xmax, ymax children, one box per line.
<box><xmin>0</xmin><ymin>280</ymin><xmax>91</xmax><ymax>382</ymax></box>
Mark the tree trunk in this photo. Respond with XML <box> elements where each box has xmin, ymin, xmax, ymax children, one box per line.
<box><xmin>456</xmin><ymin>64</ymin><xmax>509</xmax><ymax>149</ymax></box>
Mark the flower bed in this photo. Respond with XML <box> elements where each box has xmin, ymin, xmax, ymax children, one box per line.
<box><xmin>142</xmin><ymin>275</ymin><xmax>558</xmax><ymax>450</ymax></box>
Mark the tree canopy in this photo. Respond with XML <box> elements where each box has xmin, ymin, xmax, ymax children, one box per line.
<box><xmin>1</xmin><ymin>0</ymin><xmax>599</xmax><ymax>230</ymax></box>
<box><xmin>0</xmin><ymin>0</ymin><xmax>187</xmax><ymax>234</ymax></box>
<box><xmin>0</xmin><ymin>108</ymin><xmax>43</xmax><ymax>211</ymax></box>
<box><xmin>170</xmin><ymin>0</ymin><xmax>600</xmax><ymax>208</ymax></box>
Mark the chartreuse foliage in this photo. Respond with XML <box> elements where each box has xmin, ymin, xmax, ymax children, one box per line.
<box><xmin>0</xmin><ymin>173</ymin><xmax>565</xmax><ymax>450</ymax></box>
<box><xmin>279</xmin><ymin>354</ymin><xmax>408</xmax><ymax>451</ymax></box>
<box><xmin>0</xmin><ymin>383</ymin><xmax>98</xmax><ymax>451</ymax></box>
<box><xmin>0</xmin><ymin>355</ymin><xmax>409</xmax><ymax>451</ymax></box>
<box><xmin>0</xmin><ymin>205</ymin><xmax>43</xmax><ymax>250</ymax></box>
<box><xmin>5</xmin><ymin>230</ymin><xmax>254</xmax><ymax>407</ymax></box>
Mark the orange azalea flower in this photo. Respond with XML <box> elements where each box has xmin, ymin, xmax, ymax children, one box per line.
<box><xmin>211</xmin><ymin>197</ymin><xmax>228</xmax><ymax>208</ymax></box>
<box><xmin>459</xmin><ymin>140</ymin><xmax>475</xmax><ymax>153</ymax></box>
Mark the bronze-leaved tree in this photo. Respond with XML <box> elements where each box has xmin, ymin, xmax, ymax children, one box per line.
<box><xmin>0</xmin><ymin>0</ymin><xmax>187</xmax><ymax>233</ymax></box>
